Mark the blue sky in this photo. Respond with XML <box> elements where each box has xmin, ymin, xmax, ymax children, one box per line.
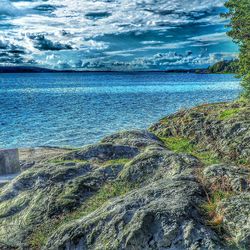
<box><xmin>0</xmin><ymin>0</ymin><xmax>238</xmax><ymax>70</ymax></box>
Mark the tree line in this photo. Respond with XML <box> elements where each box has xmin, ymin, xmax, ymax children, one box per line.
<box><xmin>224</xmin><ymin>0</ymin><xmax>250</xmax><ymax>98</ymax></box>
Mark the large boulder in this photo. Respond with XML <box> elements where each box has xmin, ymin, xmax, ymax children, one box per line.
<box><xmin>45</xmin><ymin>178</ymin><xmax>223</xmax><ymax>250</ymax></box>
<box><xmin>120</xmin><ymin>146</ymin><xmax>201</xmax><ymax>185</ymax></box>
<box><xmin>0</xmin><ymin>159</ymin><xmax>124</xmax><ymax>247</ymax></box>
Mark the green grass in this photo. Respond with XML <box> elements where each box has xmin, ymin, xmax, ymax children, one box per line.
<box><xmin>219</xmin><ymin>108</ymin><xmax>241</xmax><ymax>120</ymax></box>
<box><xmin>160</xmin><ymin>137</ymin><xmax>194</xmax><ymax>154</ymax></box>
<box><xmin>195</xmin><ymin>151</ymin><xmax>220</xmax><ymax>166</ymax></box>
<box><xmin>201</xmin><ymin>191</ymin><xmax>234</xmax><ymax>229</ymax></box>
<box><xmin>202</xmin><ymin>191</ymin><xmax>232</xmax><ymax>213</ymax></box>
<box><xmin>160</xmin><ymin>136</ymin><xmax>220</xmax><ymax>165</ymax></box>
<box><xmin>28</xmin><ymin>181</ymin><xmax>134</xmax><ymax>249</ymax></box>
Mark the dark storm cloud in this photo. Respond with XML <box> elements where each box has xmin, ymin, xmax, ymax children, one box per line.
<box><xmin>29</xmin><ymin>34</ymin><xmax>73</xmax><ymax>51</ymax></box>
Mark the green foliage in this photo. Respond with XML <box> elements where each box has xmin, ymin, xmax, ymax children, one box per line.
<box><xmin>160</xmin><ymin>137</ymin><xmax>220</xmax><ymax>165</ymax></box>
<box><xmin>208</xmin><ymin>60</ymin><xmax>239</xmax><ymax>74</ymax></box>
<box><xmin>223</xmin><ymin>0</ymin><xmax>250</xmax><ymax>98</ymax></box>
<box><xmin>219</xmin><ymin>108</ymin><xmax>241</xmax><ymax>120</ymax></box>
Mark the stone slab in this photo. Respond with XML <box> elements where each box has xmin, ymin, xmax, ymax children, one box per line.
<box><xmin>0</xmin><ymin>149</ymin><xmax>20</xmax><ymax>175</ymax></box>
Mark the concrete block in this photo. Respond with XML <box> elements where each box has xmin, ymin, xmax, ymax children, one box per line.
<box><xmin>0</xmin><ymin>149</ymin><xmax>20</xmax><ymax>175</ymax></box>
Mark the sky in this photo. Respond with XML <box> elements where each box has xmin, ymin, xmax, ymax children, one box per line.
<box><xmin>0</xmin><ymin>0</ymin><xmax>238</xmax><ymax>71</ymax></box>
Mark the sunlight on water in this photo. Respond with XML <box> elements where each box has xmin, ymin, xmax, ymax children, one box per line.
<box><xmin>0</xmin><ymin>81</ymin><xmax>239</xmax><ymax>94</ymax></box>
<box><xmin>0</xmin><ymin>72</ymin><xmax>241</xmax><ymax>148</ymax></box>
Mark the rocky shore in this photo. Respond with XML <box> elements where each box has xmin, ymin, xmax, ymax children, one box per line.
<box><xmin>0</xmin><ymin>100</ymin><xmax>249</xmax><ymax>250</ymax></box>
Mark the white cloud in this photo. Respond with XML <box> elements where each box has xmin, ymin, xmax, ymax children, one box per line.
<box><xmin>0</xmin><ymin>0</ymin><xmax>236</xmax><ymax>69</ymax></box>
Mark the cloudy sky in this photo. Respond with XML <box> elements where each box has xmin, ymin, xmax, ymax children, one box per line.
<box><xmin>0</xmin><ymin>0</ymin><xmax>238</xmax><ymax>70</ymax></box>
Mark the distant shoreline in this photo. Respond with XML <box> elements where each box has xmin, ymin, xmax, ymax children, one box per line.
<box><xmin>0</xmin><ymin>66</ymin><xmax>233</xmax><ymax>74</ymax></box>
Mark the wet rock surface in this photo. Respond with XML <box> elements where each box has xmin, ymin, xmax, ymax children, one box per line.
<box><xmin>0</xmin><ymin>101</ymin><xmax>249</xmax><ymax>249</ymax></box>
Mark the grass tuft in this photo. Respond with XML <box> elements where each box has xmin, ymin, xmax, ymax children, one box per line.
<box><xmin>196</xmin><ymin>168</ymin><xmax>235</xmax><ymax>238</ymax></box>
<box><xmin>160</xmin><ymin>137</ymin><xmax>194</xmax><ymax>154</ymax></box>
<box><xmin>219</xmin><ymin>108</ymin><xmax>241</xmax><ymax>120</ymax></box>
<box><xmin>200</xmin><ymin>191</ymin><xmax>233</xmax><ymax>230</ymax></box>
<box><xmin>160</xmin><ymin>136</ymin><xmax>220</xmax><ymax>165</ymax></box>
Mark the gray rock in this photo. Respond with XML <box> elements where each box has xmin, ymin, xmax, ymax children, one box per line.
<box><xmin>62</xmin><ymin>144</ymin><xmax>139</xmax><ymax>162</ymax></box>
<box><xmin>120</xmin><ymin>146</ymin><xmax>201</xmax><ymax>185</ymax></box>
<box><xmin>101</xmin><ymin>130</ymin><xmax>164</xmax><ymax>148</ymax></box>
<box><xmin>218</xmin><ymin>193</ymin><xmax>250</xmax><ymax>249</ymax></box>
<box><xmin>0</xmin><ymin>159</ymin><xmax>124</xmax><ymax>247</ymax></box>
<box><xmin>203</xmin><ymin>164</ymin><xmax>250</xmax><ymax>192</ymax></box>
<box><xmin>0</xmin><ymin>149</ymin><xmax>20</xmax><ymax>175</ymax></box>
<box><xmin>45</xmin><ymin>178</ymin><xmax>223</xmax><ymax>250</ymax></box>
<box><xmin>0</xmin><ymin>102</ymin><xmax>249</xmax><ymax>249</ymax></box>
<box><xmin>150</xmin><ymin>102</ymin><xmax>250</xmax><ymax>164</ymax></box>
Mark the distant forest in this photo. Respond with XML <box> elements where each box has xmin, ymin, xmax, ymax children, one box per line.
<box><xmin>207</xmin><ymin>60</ymin><xmax>239</xmax><ymax>74</ymax></box>
<box><xmin>0</xmin><ymin>60</ymin><xmax>239</xmax><ymax>74</ymax></box>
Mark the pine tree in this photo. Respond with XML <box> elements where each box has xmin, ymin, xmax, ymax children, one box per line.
<box><xmin>223</xmin><ymin>0</ymin><xmax>250</xmax><ymax>98</ymax></box>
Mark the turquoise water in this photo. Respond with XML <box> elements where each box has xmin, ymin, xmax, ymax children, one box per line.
<box><xmin>0</xmin><ymin>72</ymin><xmax>240</xmax><ymax>148</ymax></box>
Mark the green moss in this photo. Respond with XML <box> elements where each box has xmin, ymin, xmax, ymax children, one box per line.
<box><xmin>194</xmin><ymin>151</ymin><xmax>220</xmax><ymax>166</ymax></box>
<box><xmin>0</xmin><ymin>192</ymin><xmax>30</xmax><ymax>218</ymax></box>
<box><xmin>79</xmin><ymin>182</ymin><xmax>132</xmax><ymax>214</ymax></box>
<box><xmin>28</xmin><ymin>181</ymin><xmax>134</xmax><ymax>248</ymax></box>
<box><xmin>219</xmin><ymin>108</ymin><xmax>241</xmax><ymax>120</ymax></box>
<box><xmin>160</xmin><ymin>137</ymin><xmax>194</xmax><ymax>154</ymax></box>
<box><xmin>160</xmin><ymin>136</ymin><xmax>220</xmax><ymax>165</ymax></box>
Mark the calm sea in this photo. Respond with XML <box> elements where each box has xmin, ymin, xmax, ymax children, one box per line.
<box><xmin>0</xmin><ymin>72</ymin><xmax>241</xmax><ymax>148</ymax></box>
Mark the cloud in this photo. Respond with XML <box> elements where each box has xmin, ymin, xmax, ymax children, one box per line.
<box><xmin>39</xmin><ymin>50</ymin><xmax>238</xmax><ymax>71</ymax></box>
<box><xmin>190</xmin><ymin>32</ymin><xmax>231</xmax><ymax>44</ymax></box>
<box><xmin>85</xmin><ymin>11</ymin><xmax>112</xmax><ymax>20</ymax></box>
<box><xmin>0</xmin><ymin>0</ymin><xmax>18</xmax><ymax>16</ymax></box>
<box><xmin>0</xmin><ymin>0</ymin><xmax>237</xmax><ymax>70</ymax></box>
<box><xmin>29</xmin><ymin>34</ymin><xmax>73</xmax><ymax>51</ymax></box>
